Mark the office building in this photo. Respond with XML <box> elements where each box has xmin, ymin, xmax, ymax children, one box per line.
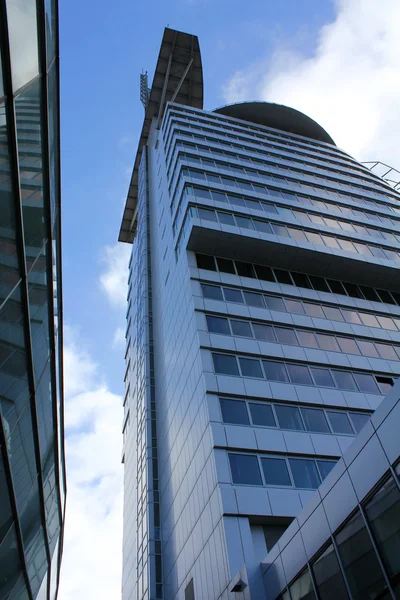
<box><xmin>0</xmin><ymin>1</ymin><xmax>65</xmax><ymax>599</ymax></box>
<box><xmin>119</xmin><ymin>28</ymin><xmax>400</xmax><ymax>600</ymax></box>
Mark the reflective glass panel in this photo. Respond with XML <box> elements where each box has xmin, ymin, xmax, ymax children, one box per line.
<box><xmin>230</xmin><ymin>320</ymin><xmax>252</xmax><ymax>337</ymax></box>
<box><xmin>289</xmin><ymin>459</ymin><xmax>320</xmax><ymax>489</ymax></box>
<box><xmin>357</xmin><ymin>340</ymin><xmax>379</xmax><ymax>358</ymax></box>
<box><xmin>304</xmin><ymin>303</ymin><xmax>324</xmax><ymax>318</ymax></box>
<box><xmin>261</xmin><ymin>457</ymin><xmax>291</xmax><ymax>486</ymax></box>
<box><xmin>297</xmin><ymin>331</ymin><xmax>318</xmax><ymax>348</ymax></box>
<box><xmin>262</xmin><ymin>360</ymin><xmax>289</xmax><ymax>382</ymax></box>
<box><xmin>336</xmin><ymin>510</ymin><xmax>389</xmax><ymax>600</ymax></box>
<box><xmin>337</xmin><ymin>337</ymin><xmax>360</xmax><ymax>355</ymax></box>
<box><xmin>253</xmin><ymin>323</ymin><xmax>275</xmax><ymax>341</ymax></box>
<box><xmin>286</xmin><ymin>364</ymin><xmax>313</xmax><ymax>385</ymax></box>
<box><xmin>206</xmin><ymin>315</ymin><xmax>230</xmax><ymax>335</ymax></box>
<box><xmin>317</xmin><ymin>460</ymin><xmax>337</xmax><ymax>480</ymax></box>
<box><xmin>28</xmin><ymin>246</ymin><xmax>51</xmax><ymax>382</ymax></box>
<box><xmin>349</xmin><ymin>412</ymin><xmax>370</xmax><ymax>433</ymax></box>
<box><xmin>301</xmin><ymin>408</ymin><xmax>330</xmax><ymax>433</ymax></box>
<box><xmin>275</xmin><ymin>327</ymin><xmax>298</xmax><ymax>346</ymax></box>
<box><xmin>264</xmin><ymin>296</ymin><xmax>286</xmax><ymax>311</ymax></box>
<box><xmin>289</xmin><ymin>569</ymin><xmax>316</xmax><ymax>600</ymax></box>
<box><xmin>229</xmin><ymin>454</ymin><xmax>262</xmax><ymax>485</ymax></box>
<box><xmin>353</xmin><ymin>373</ymin><xmax>379</xmax><ymax>394</ymax></box>
<box><xmin>359</xmin><ymin>312</ymin><xmax>380</xmax><ymax>328</ymax></box>
<box><xmin>323</xmin><ymin>306</ymin><xmax>344</xmax><ymax>321</ymax></box>
<box><xmin>6</xmin><ymin>0</ymin><xmax>39</xmax><ymax>91</ymax></box>
<box><xmin>201</xmin><ymin>284</ymin><xmax>223</xmax><ymax>300</ymax></box>
<box><xmin>220</xmin><ymin>399</ymin><xmax>249</xmax><ymax>425</ymax></box>
<box><xmin>239</xmin><ymin>357</ymin><xmax>263</xmax><ymax>378</ymax></box>
<box><xmin>327</xmin><ymin>411</ymin><xmax>354</xmax><ymax>434</ymax></box>
<box><xmin>310</xmin><ymin>367</ymin><xmax>336</xmax><ymax>388</ymax></box>
<box><xmin>216</xmin><ymin>257</ymin><xmax>235</xmax><ymax>274</ymax></box>
<box><xmin>332</xmin><ymin>370</ymin><xmax>357</xmax><ymax>391</ymax></box>
<box><xmin>342</xmin><ymin>310</ymin><xmax>362</xmax><ymax>325</ymax></box>
<box><xmin>316</xmin><ymin>334</ymin><xmax>340</xmax><ymax>352</ymax></box>
<box><xmin>243</xmin><ymin>291</ymin><xmax>264</xmax><ymax>307</ymax></box>
<box><xmin>198</xmin><ymin>207</ymin><xmax>217</xmax><ymax>222</ymax></box>
<box><xmin>223</xmin><ymin>287</ymin><xmax>242</xmax><ymax>303</ymax></box>
<box><xmin>212</xmin><ymin>353</ymin><xmax>239</xmax><ymax>375</ymax></box>
<box><xmin>249</xmin><ymin>403</ymin><xmax>276</xmax><ymax>427</ymax></box>
<box><xmin>217</xmin><ymin>212</ymin><xmax>235</xmax><ymax>226</ymax></box>
<box><xmin>275</xmin><ymin>405</ymin><xmax>304</xmax><ymax>430</ymax></box>
<box><xmin>375</xmin><ymin>343</ymin><xmax>397</xmax><ymax>360</ymax></box>
<box><xmin>312</xmin><ymin>544</ymin><xmax>349</xmax><ymax>600</ymax></box>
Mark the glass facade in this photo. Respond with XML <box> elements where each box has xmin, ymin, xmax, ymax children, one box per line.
<box><xmin>0</xmin><ymin>1</ymin><xmax>64</xmax><ymax>599</ymax></box>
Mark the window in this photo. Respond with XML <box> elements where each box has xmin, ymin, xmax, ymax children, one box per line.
<box><xmin>309</xmin><ymin>275</ymin><xmax>330</xmax><ymax>293</ymax></box>
<box><xmin>316</xmin><ymin>460</ymin><xmax>336</xmax><ymax>480</ymax></box>
<box><xmin>220</xmin><ymin>398</ymin><xmax>249</xmax><ymax>425</ymax></box>
<box><xmin>353</xmin><ymin>373</ymin><xmax>379</xmax><ymax>394</ymax></box>
<box><xmin>360</xmin><ymin>312</ymin><xmax>380</xmax><ymax>328</ymax></box>
<box><xmin>306</xmin><ymin>232</ymin><xmax>323</xmax><ymax>246</ymax></box>
<box><xmin>375</xmin><ymin>343</ymin><xmax>397</xmax><ymax>360</ymax></box>
<box><xmin>206</xmin><ymin>315</ymin><xmax>230</xmax><ymax>335</ymax></box>
<box><xmin>275</xmin><ymin>327</ymin><xmax>298</xmax><ymax>346</ymax></box>
<box><xmin>342</xmin><ymin>310</ymin><xmax>362</xmax><ymax>325</ymax></box>
<box><xmin>289</xmin><ymin>569</ymin><xmax>316</xmax><ymax>600</ymax></box>
<box><xmin>274</xmin><ymin>269</ymin><xmax>293</xmax><ymax>285</ymax></box>
<box><xmin>243</xmin><ymin>291</ymin><xmax>264</xmax><ymax>307</ymax></box>
<box><xmin>291</xmin><ymin>272</ymin><xmax>312</xmax><ymax>289</ymax></box>
<box><xmin>323</xmin><ymin>306</ymin><xmax>344</xmax><ymax>321</ymax></box>
<box><xmin>316</xmin><ymin>334</ymin><xmax>340</xmax><ymax>352</ymax></box>
<box><xmin>201</xmin><ymin>284</ymin><xmax>223</xmax><ymax>301</ymax></box>
<box><xmin>349</xmin><ymin>412</ymin><xmax>370</xmax><ymax>433</ymax></box>
<box><xmin>376</xmin><ymin>376</ymin><xmax>394</xmax><ymax>394</ymax></box>
<box><xmin>326</xmin><ymin>411</ymin><xmax>354</xmax><ymax>435</ymax></box>
<box><xmin>216</xmin><ymin>257</ymin><xmax>236</xmax><ymax>274</ymax></box>
<box><xmin>323</xmin><ymin>236</ymin><xmax>340</xmax><ymax>249</ymax></box>
<box><xmin>289</xmin><ymin>459</ymin><xmax>320</xmax><ymax>489</ymax></box>
<box><xmin>287</xmin><ymin>364</ymin><xmax>313</xmax><ymax>385</ymax></box>
<box><xmin>230</xmin><ymin>320</ymin><xmax>252</xmax><ymax>337</ymax></box>
<box><xmin>297</xmin><ymin>331</ymin><xmax>319</xmax><ymax>348</ymax></box>
<box><xmin>312</xmin><ymin>544</ymin><xmax>349</xmax><ymax>600</ymax></box>
<box><xmin>275</xmin><ymin>405</ymin><xmax>304</xmax><ymax>430</ymax></box>
<box><xmin>263</xmin><ymin>360</ymin><xmax>289</xmax><ymax>382</ymax></box>
<box><xmin>337</xmin><ymin>337</ymin><xmax>360</xmax><ymax>355</ymax></box>
<box><xmin>249</xmin><ymin>403</ymin><xmax>276</xmax><ymax>427</ymax></box>
<box><xmin>223</xmin><ymin>287</ymin><xmax>242</xmax><ymax>303</ymax></box>
<box><xmin>239</xmin><ymin>357</ymin><xmax>263</xmax><ymax>378</ymax></box>
<box><xmin>265</xmin><ymin>296</ymin><xmax>286</xmax><ymax>311</ymax></box>
<box><xmin>198</xmin><ymin>207</ymin><xmax>217</xmax><ymax>222</ymax></box>
<box><xmin>332</xmin><ymin>370</ymin><xmax>357</xmax><ymax>391</ymax></box>
<box><xmin>272</xmin><ymin>224</ymin><xmax>289</xmax><ymax>237</ymax></box>
<box><xmin>196</xmin><ymin>253</ymin><xmax>216</xmax><ymax>270</ymax></box>
<box><xmin>261</xmin><ymin>457</ymin><xmax>291</xmax><ymax>486</ymax></box>
<box><xmin>236</xmin><ymin>261</ymin><xmax>255</xmax><ymax>278</ymax></box>
<box><xmin>254</xmin><ymin>264</ymin><xmax>275</xmax><ymax>281</ymax></box>
<box><xmin>212</xmin><ymin>353</ymin><xmax>239</xmax><ymax>376</ymax></box>
<box><xmin>327</xmin><ymin>279</ymin><xmax>346</xmax><ymax>295</ymax></box>
<box><xmin>377</xmin><ymin>315</ymin><xmax>397</xmax><ymax>330</ymax></box>
<box><xmin>264</xmin><ymin>524</ymin><xmax>292</xmax><ymax>553</ymax></box>
<box><xmin>236</xmin><ymin>216</ymin><xmax>254</xmax><ymax>229</ymax></box>
<box><xmin>335</xmin><ymin>510</ymin><xmax>388</xmax><ymax>600</ymax></box>
<box><xmin>252</xmin><ymin>323</ymin><xmax>275</xmax><ymax>342</ymax></box>
<box><xmin>301</xmin><ymin>408</ymin><xmax>330</xmax><ymax>433</ymax></box>
<box><xmin>310</xmin><ymin>367</ymin><xmax>336</xmax><ymax>388</ymax></box>
<box><xmin>229</xmin><ymin>454</ymin><xmax>262</xmax><ymax>485</ymax></box>
<box><xmin>357</xmin><ymin>340</ymin><xmax>379</xmax><ymax>357</ymax></box>
<box><xmin>217</xmin><ymin>211</ymin><xmax>235</xmax><ymax>226</ymax></box>
<box><xmin>254</xmin><ymin>220</ymin><xmax>272</xmax><ymax>234</ymax></box>
<box><xmin>212</xmin><ymin>191</ymin><xmax>227</xmax><ymax>203</ymax></box>
<box><xmin>304</xmin><ymin>303</ymin><xmax>324</xmax><ymax>318</ymax></box>
<box><xmin>288</xmin><ymin>228</ymin><xmax>308</xmax><ymax>242</ymax></box>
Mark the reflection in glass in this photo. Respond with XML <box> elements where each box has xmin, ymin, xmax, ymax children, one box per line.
<box><xmin>229</xmin><ymin>454</ymin><xmax>262</xmax><ymax>485</ymax></box>
<box><xmin>289</xmin><ymin>459</ymin><xmax>320</xmax><ymax>489</ymax></box>
<box><xmin>312</xmin><ymin>544</ymin><xmax>349</xmax><ymax>600</ymax></box>
<box><xmin>220</xmin><ymin>398</ymin><xmax>249</xmax><ymax>425</ymax></box>
<box><xmin>5</xmin><ymin>0</ymin><xmax>39</xmax><ymax>91</ymax></box>
<box><xmin>289</xmin><ymin>568</ymin><xmax>316</xmax><ymax>600</ymax></box>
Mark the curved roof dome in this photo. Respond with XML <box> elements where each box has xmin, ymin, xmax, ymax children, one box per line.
<box><xmin>213</xmin><ymin>101</ymin><xmax>335</xmax><ymax>146</ymax></box>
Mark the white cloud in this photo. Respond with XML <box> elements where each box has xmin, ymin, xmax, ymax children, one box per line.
<box><xmin>222</xmin><ymin>0</ymin><xmax>400</xmax><ymax>168</ymax></box>
<box><xmin>99</xmin><ymin>243</ymin><xmax>131</xmax><ymax>310</ymax></box>
<box><xmin>58</xmin><ymin>327</ymin><xmax>124</xmax><ymax>600</ymax></box>
<box><xmin>113</xmin><ymin>326</ymin><xmax>126</xmax><ymax>348</ymax></box>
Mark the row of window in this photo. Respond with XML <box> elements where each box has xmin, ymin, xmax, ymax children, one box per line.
<box><xmin>178</xmin><ymin>153</ymin><xmax>393</xmax><ymax>219</ymax></box>
<box><xmin>167</xmin><ymin>123</ymin><xmax>397</xmax><ymax>208</ymax></box>
<box><xmin>206</xmin><ymin>314</ymin><xmax>400</xmax><ymax>361</ymax></box>
<box><xmin>187</xmin><ymin>204</ymin><xmax>400</xmax><ymax>262</ymax></box>
<box><xmin>228</xmin><ymin>452</ymin><xmax>337</xmax><ymax>489</ymax></box>
<box><xmin>212</xmin><ymin>352</ymin><xmax>394</xmax><ymax>394</ymax></box>
<box><xmin>219</xmin><ymin>397</ymin><xmax>370</xmax><ymax>435</ymax></box>
<box><xmin>196</xmin><ymin>253</ymin><xmax>400</xmax><ymax>308</ymax></box>
<box><xmin>279</xmin><ymin>470</ymin><xmax>400</xmax><ymax>600</ymax></box>
<box><xmin>184</xmin><ymin>178</ymin><xmax>400</xmax><ymax>234</ymax></box>
<box><xmin>200</xmin><ymin>283</ymin><xmax>400</xmax><ymax>332</ymax></box>
<box><xmin>163</xmin><ymin>110</ymin><xmax>373</xmax><ymax>182</ymax></box>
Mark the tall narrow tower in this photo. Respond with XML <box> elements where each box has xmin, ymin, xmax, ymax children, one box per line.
<box><xmin>119</xmin><ymin>28</ymin><xmax>400</xmax><ymax>600</ymax></box>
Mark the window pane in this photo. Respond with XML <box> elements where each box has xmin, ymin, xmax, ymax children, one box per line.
<box><xmin>312</xmin><ymin>544</ymin><xmax>350</xmax><ymax>600</ymax></box>
<box><xmin>253</xmin><ymin>323</ymin><xmax>275</xmax><ymax>342</ymax></box>
<box><xmin>216</xmin><ymin>257</ymin><xmax>236</xmax><ymax>274</ymax></box>
<box><xmin>236</xmin><ymin>261</ymin><xmax>255</xmax><ymax>278</ymax></box>
<box><xmin>317</xmin><ymin>460</ymin><xmax>337</xmax><ymax>480</ymax></box>
<box><xmin>254</xmin><ymin>220</ymin><xmax>272</xmax><ymax>234</ymax></box>
<box><xmin>206</xmin><ymin>315</ymin><xmax>230</xmax><ymax>335</ymax></box>
<box><xmin>291</xmin><ymin>272</ymin><xmax>312</xmax><ymax>289</ymax></box>
<box><xmin>310</xmin><ymin>368</ymin><xmax>336</xmax><ymax>388</ymax></box>
<box><xmin>349</xmin><ymin>412</ymin><xmax>370</xmax><ymax>433</ymax></box>
<box><xmin>220</xmin><ymin>399</ymin><xmax>249</xmax><ymax>425</ymax></box>
<box><xmin>272</xmin><ymin>224</ymin><xmax>289</xmax><ymax>237</ymax></box>
<box><xmin>301</xmin><ymin>408</ymin><xmax>330</xmax><ymax>433</ymax></box>
<box><xmin>286</xmin><ymin>364</ymin><xmax>313</xmax><ymax>385</ymax></box>
<box><xmin>265</xmin><ymin>296</ymin><xmax>286</xmax><ymax>311</ymax></box>
<box><xmin>375</xmin><ymin>343</ymin><xmax>397</xmax><ymax>360</ymax></box>
<box><xmin>306</xmin><ymin>232</ymin><xmax>323</xmax><ymax>245</ymax></box>
<box><xmin>201</xmin><ymin>284</ymin><xmax>223</xmax><ymax>301</ymax></box>
<box><xmin>193</xmin><ymin>187</ymin><xmax>211</xmax><ymax>199</ymax></box>
<box><xmin>337</xmin><ymin>337</ymin><xmax>360</xmax><ymax>355</ymax></box>
<box><xmin>327</xmin><ymin>411</ymin><xmax>354</xmax><ymax>434</ymax></box>
<box><xmin>342</xmin><ymin>310</ymin><xmax>362</xmax><ymax>325</ymax></box>
<box><xmin>249</xmin><ymin>403</ymin><xmax>276</xmax><ymax>427</ymax></box>
<box><xmin>332</xmin><ymin>370</ymin><xmax>357</xmax><ymax>391</ymax></box>
<box><xmin>285</xmin><ymin>299</ymin><xmax>305</xmax><ymax>313</ymax></box>
<box><xmin>289</xmin><ymin>459</ymin><xmax>320</xmax><ymax>489</ymax></box>
<box><xmin>377</xmin><ymin>315</ymin><xmax>397</xmax><ymax>330</ymax></box>
<box><xmin>261</xmin><ymin>457</ymin><xmax>291</xmax><ymax>486</ymax></box>
<box><xmin>275</xmin><ymin>405</ymin><xmax>304</xmax><ymax>430</ymax></box>
<box><xmin>239</xmin><ymin>357</ymin><xmax>263</xmax><ymax>378</ymax></box>
<box><xmin>229</xmin><ymin>454</ymin><xmax>262</xmax><ymax>485</ymax></box>
<box><xmin>262</xmin><ymin>361</ymin><xmax>289</xmax><ymax>382</ymax></box>
<box><xmin>212</xmin><ymin>353</ymin><xmax>239</xmax><ymax>375</ymax></box>
<box><xmin>275</xmin><ymin>327</ymin><xmax>298</xmax><ymax>346</ymax></box>
<box><xmin>254</xmin><ymin>264</ymin><xmax>275</xmax><ymax>281</ymax></box>
<box><xmin>236</xmin><ymin>216</ymin><xmax>254</xmax><ymax>230</ymax></box>
<box><xmin>275</xmin><ymin>270</ymin><xmax>294</xmax><ymax>287</ymax></box>
<box><xmin>228</xmin><ymin>194</ymin><xmax>245</xmax><ymax>207</ymax></box>
<box><xmin>211</xmin><ymin>191</ymin><xmax>227</xmax><ymax>203</ymax></box>
<box><xmin>327</xmin><ymin>279</ymin><xmax>346</xmax><ymax>295</ymax></box>
<box><xmin>357</xmin><ymin>340</ymin><xmax>379</xmax><ymax>358</ymax></box>
<box><xmin>317</xmin><ymin>334</ymin><xmax>340</xmax><ymax>352</ymax></box>
<box><xmin>359</xmin><ymin>312</ymin><xmax>380</xmax><ymax>328</ymax></box>
<box><xmin>323</xmin><ymin>306</ymin><xmax>344</xmax><ymax>321</ymax></box>
<box><xmin>243</xmin><ymin>291</ymin><xmax>264</xmax><ymax>307</ymax></box>
<box><xmin>323</xmin><ymin>236</ymin><xmax>340</xmax><ymax>249</ymax></box>
<box><xmin>288</xmin><ymin>228</ymin><xmax>308</xmax><ymax>242</ymax></box>
<box><xmin>6</xmin><ymin>0</ymin><xmax>39</xmax><ymax>91</ymax></box>
<box><xmin>354</xmin><ymin>373</ymin><xmax>379</xmax><ymax>393</ymax></box>
<box><xmin>304</xmin><ymin>303</ymin><xmax>325</xmax><ymax>318</ymax></box>
<box><xmin>336</xmin><ymin>510</ymin><xmax>388</xmax><ymax>600</ymax></box>
<box><xmin>376</xmin><ymin>376</ymin><xmax>394</xmax><ymax>394</ymax></box>
<box><xmin>198</xmin><ymin>207</ymin><xmax>217</xmax><ymax>222</ymax></box>
<box><xmin>289</xmin><ymin>569</ymin><xmax>316</xmax><ymax>600</ymax></box>
<box><xmin>223</xmin><ymin>288</ymin><xmax>243</xmax><ymax>303</ymax></box>
<box><xmin>230</xmin><ymin>320</ymin><xmax>252</xmax><ymax>337</ymax></box>
<box><xmin>196</xmin><ymin>253</ymin><xmax>216</xmax><ymax>270</ymax></box>
<box><xmin>297</xmin><ymin>331</ymin><xmax>318</xmax><ymax>348</ymax></box>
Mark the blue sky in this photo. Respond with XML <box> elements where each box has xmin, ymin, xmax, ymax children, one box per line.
<box><xmin>57</xmin><ymin>0</ymin><xmax>400</xmax><ymax>597</ymax></box>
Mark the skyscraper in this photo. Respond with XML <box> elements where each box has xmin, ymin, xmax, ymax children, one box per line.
<box><xmin>0</xmin><ymin>1</ymin><xmax>65</xmax><ymax>599</ymax></box>
<box><xmin>119</xmin><ymin>28</ymin><xmax>400</xmax><ymax>600</ymax></box>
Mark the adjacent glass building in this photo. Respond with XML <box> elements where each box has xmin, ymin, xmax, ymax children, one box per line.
<box><xmin>119</xmin><ymin>28</ymin><xmax>400</xmax><ymax>600</ymax></box>
<box><xmin>0</xmin><ymin>1</ymin><xmax>65</xmax><ymax>599</ymax></box>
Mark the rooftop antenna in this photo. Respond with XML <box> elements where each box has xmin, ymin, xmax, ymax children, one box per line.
<box><xmin>140</xmin><ymin>70</ymin><xmax>150</xmax><ymax>110</ymax></box>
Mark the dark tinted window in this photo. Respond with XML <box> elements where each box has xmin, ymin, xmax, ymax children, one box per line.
<box><xmin>196</xmin><ymin>253</ymin><xmax>216</xmax><ymax>270</ymax></box>
<box><xmin>220</xmin><ymin>399</ymin><xmax>249</xmax><ymax>425</ymax></box>
<box><xmin>249</xmin><ymin>403</ymin><xmax>276</xmax><ymax>427</ymax></box>
<box><xmin>310</xmin><ymin>367</ymin><xmax>336</xmax><ymax>388</ymax></box>
<box><xmin>353</xmin><ymin>373</ymin><xmax>379</xmax><ymax>394</ymax></box>
<box><xmin>275</xmin><ymin>327</ymin><xmax>298</xmax><ymax>346</ymax></box>
<box><xmin>217</xmin><ymin>211</ymin><xmax>235</xmax><ymax>225</ymax></box>
<box><xmin>317</xmin><ymin>460</ymin><xmax>336</xmax><ymax>480</ymax></box>
<box><xmin>230</xmin><ymin>320</ymin><xmax>252</xmax><ymax>337</ymax></box>
<box><xmin>236</xmin><ymin>261</ymin><xmax>255</xmax><ymax>278</ymax></box>
<box><xmin>223</xmin><ymin>288</ymin><xmax>243</xmax><ymax>303</ymax></box>
<box><xmin>198</xmin><ymin>207</ymin><xmax>217</xmax><ymax>222</ymax></box>
<box><xmin>275</xmin><ymin>405</ymin><xmax>304</xmax><ymax>431</ymax></box>
<box><xmin>301</xmin><ymin>408</ymin><xmax>330</xmax><ymax>433</ymax></box>
<box><xmin>216</xmin><ymin>257</ymin><xmax>236</xmax><ymax>274</ymax></box>
<box><xmin>206</xmin><ymin>315</ymin><xmax>230</xmax><ymax>335</ymax></box>
<box><xmin>349</xmin><ymin>412</ymin><xmax>370</xmax><ymax>433</ymax></box>
<box><xmin>291</xmin><ymin>272</ymin><xmax>312</xmax><ymax>289</ymax></box>
<box><xmin>265</xmin><ymin>296</ymin><xmax>286</xmax><ymax>311</ymax></box>
<box><xmin>201</xmin><ymin>284</ymin><xmax>223</xmax><ymax>301</ymax></box>
<box><xmin>243</xmin><ymin>291</ymin><xmax>264</xmax><ymax>307</ymax></box>
<box><xmin>239</xmin><ymin>357</ymin><xmax>263</xmax><ymax>378</ymax></box>
<box><xmin>254</xmin><ymin>264</ymin><xmax>275</xmax><ymax>281</ymax></box>
<box><xmin>326</xmin><ymin>411</ymin><xmax>354</xmax><ymax>435</ymax></box>
<box><xmin>286</xmin><ymin>364</ymin><xmax>313</xmax><ymax>385</ymax></box>
<box><xmin>212</xmin><ymin>354</ymin><xmax>239</xmax><ymax>376</ymax></box>
<box><xmin>262</xmin><ymin>361</ymin><xmax>288</xmax><ymax>382</ymax></box>
<box><xmin>274</xmin><ymin>269</ymin><xmax>292</xmax><ymax>285</ymax></box>
<box><xmin>309</xmin><ymin>275</ymin><xmax>330</xmax><ymax>292</ymax></box>
<box><xmin>289</xmin><ymin>459</ymin><xmax>320</xmax><ymax>489</ymax></box>
<box><xmin>376</xmin><ymin>376</ymin><xmax>394</xmax><ymax>394</ymax></box>
<box><xmin>261</xmin><ymin>457</ymin><xmax>291</xmax><ymax>486</ymax></box>
<box><xmin>332</xmin><ymin>370</ymin><xmax>357</xmax><ymax>391</ymax></box>
<box><xmin>229</xmin><ymin>454</ymin><xmax>262</xmax><ymax>485</ymax></box>
<box><xmin>312</xmin><ymin>545</ymin><xmax>350</xmax><ymax>600</ymax></box>
<box><xmin>253</xmin><ymin>323</ymin><xmax>275</xmax><ymax>342</ymax></box>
